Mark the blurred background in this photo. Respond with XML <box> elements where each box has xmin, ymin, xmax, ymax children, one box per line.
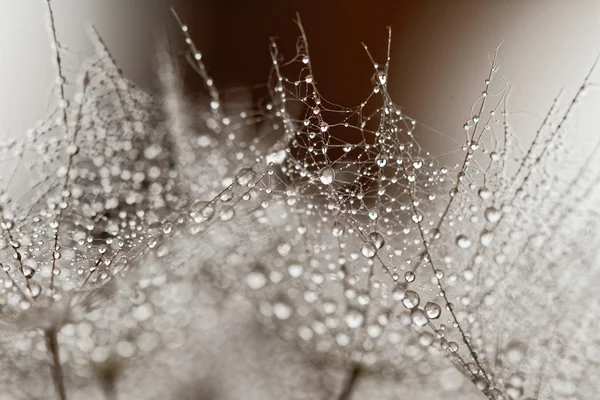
<box><xmin>2</xmin><ymin>0</ymin><xmax>599</xmax><ymax>141</ymax></box>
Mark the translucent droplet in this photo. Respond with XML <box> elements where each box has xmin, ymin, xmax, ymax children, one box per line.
<box><xmin>219</xmin><ymin>207</ymin><xmax>235</xmax><ymax>222</ymax></box>
<box><xmin>332</xmin><ymin>222</ymin><xmax>345</xmax><ymax>237</ymax></box>
<box><xmin>189</xmin><ymin>201</ymin><xmax>215</xmax><ymax>223</ymax></box>
<box><xmin>323</xmin><ymin>300</ymin><xmax>337</xmax><ymax>314</ymax></box>
<box><xmin>410</xmin><ymin>308</ymin><xmax>428</xmax><ymax>326</ymax></box>
<box><xmin>367</xmin><ymin>324</ymin><xmax>382</xmax><ymax>338</ymax></box>
<box><xmin>402</xmin><ymin>290</ymin><xmax>420</xmax><ymax>309</ymax></box>
<box><xmin>319</xmin><ymin>167</ymin><xmax>335</xmax><ymax>185</ymax></box>
<box><xmin>368</xmin><ymin>232</ymin><xmax>385</xmax><ymax>249</ymax></box>
<box><xmin>505</xmin><ymin>340</ymin><xmax>527</xmax><ymax>364</ymax></box>
<box><xmin>162</xmin><ymin>222</ymin><xmax>174</xmax><ymax>235</ymax></box>
<box><xmin>29</xmin><ymin>281</ymin><xmax>42</xmax><ymax>298</ymax></box>
<box><xmin>22</xmin><ymin>265</ymin><xmax>35</xmax><ymax>279</ymax></box>
<box><xmin>393</xmin><ymin>286</ymin><xmax>407</xmax><ymax>301</ymax></box>
<box><xmin>360</xmin><ymin>241</ymin><xmax>377</xmax><ymax>258</ymax></box>
<box><xmin>484</xmin><ymin>207</ymin><xmax>501</xmax><ymax>223</ymax></box>
<box><xmin>478</xmin><ymin>187</ymin><xmax>491</xmax><ymax>200</ymax></box>
<box><xmin>376</xmin><ymin>154</ymin><xmax>387</xmax><ymax>167</ymax></box>
<box><xmin>480</xmin><ymin>230</ymin><xmax>493</xmax><ymax>247</ymax></box>
<box><xmin>456</xmin><ymin>235</ymin><xmax>472</xmax><ymax>249</ymax></box>
<box><xmin>404</xmin><ymin>271</ymin><xmax>415</xmax><ymax>283</ymax></box>
<box><xmin>344</xmin><ymin>308</ymin><xmax>364</xmax><ymax>328</ymax></box>
<box><xmin>246</xmin><ymin>268</ymin><xmax>267</xmax><ymax>290</ymax></box>
<box><xmin>411</xmin><ymin>213</ymin><xmax>423</xmax><ymax>223</ymax></box>
<box><xmin>424</xmin><ymin>302</ymin><xmax>441</xmax><ymax>319</ymax></box>
<box><xmin>236</xmin><ymin>168</ymin><xmax>256</xmax><ymax>186</ymax></box>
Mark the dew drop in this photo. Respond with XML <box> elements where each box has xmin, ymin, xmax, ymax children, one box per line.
<box><xmin>273</xmin><ymin>301</ymin><xmax>293</xmax><ymax>320</ymax></box>
<box><xmin>410</xmin><ymin>308</ymin><xmax>428</xmax><ymax>327</ymax></box>
<box><xmin>402</xmin><ymin>290</ymin><xmax>420</xmax><ymax>309</ymax></box>
<box><xmin>484</xmin><ymin>207</ymin><xmax>501</xmax><ymax>223</ymax></box>
<box><xmin>424</xmin><ymin>302</ymin><xmax>441</xmax><ymax>319</ymax></box>
<box><xmin>360</xmin><ymin>241</ymin><xmax>377</xmax><ymax>258</ymax></box>
<box><xmin>219</xmin><ymin>207</ymin><xmax>235</xmax><ymax>222</ymax></box>
<box><xmin>246</xmin><ymin>268</ymin><xmax>267</xmax><ymax>290</ymax></box>
<box><xmin>344</xmin><ymin>308</ymin><xmax>364</xmax><ymax>328</ymax></box>
<box><xmin>288</xmin><ymin>263</ymin><xmax>304</xmax><ymax>278</ymax></box>
<box><xmin>456</xmin><ymin>235</ymin><xmax>472</xmax><ymax>249</ymax></box>
<box><xmin>368</xmin><ymin>232</ymin><xmax>385</xmax><ymax>249</ymax></box>
<box><xmin>319</xmin><ymin>167</ymin><xmax>335</xmax><ymax>185</ymax></box>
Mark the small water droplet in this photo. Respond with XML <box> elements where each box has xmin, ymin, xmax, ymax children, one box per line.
<box><xmin>456</xmin><ymin>235</ymin><xmax>472</xmax><ymax>249</ymax></box>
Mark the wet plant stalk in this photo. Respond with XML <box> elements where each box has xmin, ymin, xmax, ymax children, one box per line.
<box><xmin>336</xmin><ymin>365</ymin><xmax>362</xmax><ymax>400</ymax></box>
<box><xmin>44</xmin><ymin>327</ymin><xmax>67</xmax><ymax>400</ymax></box>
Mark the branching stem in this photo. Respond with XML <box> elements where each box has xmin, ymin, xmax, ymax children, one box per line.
<box><xmin>335</xmin><ymin>365</ymin><xmax>362</xmax><ymax>400</ymax></box>
<box><xmin>44</xmin><ymin>327</ymin><xmax>67</xmax><ymax>400</ymax></box>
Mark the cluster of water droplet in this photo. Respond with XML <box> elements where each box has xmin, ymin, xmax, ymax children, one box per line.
<box><xmin>1</xmin><ymin>10</ymin><xmax>600</xmax><ymax>400</ymax></box>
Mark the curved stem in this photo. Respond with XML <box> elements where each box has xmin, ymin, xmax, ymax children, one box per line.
<box><xmin>44</xmin><ymin>328</ymin><xmax>67</xmax><ymax>400</ymax></box>
<box><xmin>335</xmin><ymin>365</ymin><xmax>362</xmax><ymax>400</ymax></box>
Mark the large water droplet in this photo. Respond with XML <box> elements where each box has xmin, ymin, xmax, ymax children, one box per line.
<box><xmin>402</xmin><ymin>290</ymin><xmax>420</xmax><ymax>309</ymax></box>
<box><xmin>368</xmin><ymin>232</ymin><xmax>385</xmax><ymax>249</ymax></box>
<box><xmin>360</xmin><ymin>241</ymin><xmax>377</xmax><ymax>258</ymax></box>
<box><xmin>410</xmin><ymin>308</ymin><xmax>428</xmax><ymax>326</ymax></box>
<box><xmin>424</xmin><ymin>301</ymin><xmax>441</xmax><ymax>319</ymax></box>
<box><xmin>319</xmin><ymin>167</ymin><xmax>335</xmax><ymax>185</ymax></box>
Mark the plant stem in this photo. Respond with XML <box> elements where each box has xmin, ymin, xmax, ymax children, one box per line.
<box><xmin>100</xmin><ymin>382</ymin><xmax>117</xmax><ymax>400</ymax></box>
<box><xmin>44</xmin><ymin>327</ymin><xmax>67</xmax><ymax>400</ymax></box>
<box><xmin>335</xmin><ymin>365</ymin><xmax>362</xmax><ymax>400</ymax></box>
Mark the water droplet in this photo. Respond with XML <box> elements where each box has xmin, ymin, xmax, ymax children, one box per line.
<box><xmin>478</xmin><ymin>187</ymin><xmax>491</xmax><ymax>200</ymax></box>
<box><xmin>360</xmin><ymin>241</ymin><xmax>377</xmax><ymax>258</ymax></box>
<box><xmin>424</xmin><ymin>302</ymin><xmax>441</xmax><ymax>319</ymax></box>
<box><xmin>162</xmin><ymin>222</ymin><xmax>174</xmax><ymax>235</ymax></box>
<box><xmin>219</xmin><ymin>206</ymin><xmax>235</xmax><ymax>222</ymax></box>
<box><xmin>273</xmin><ymin>300</ymin><xmax>293</xmax><ymax>320</ymax></box>
<box><xmin>22</xmin><ymin>266</ymin><xmax>35</xmax><ymax>279</ymax></box>
<box><xmin>344</xmin><ymin>308</ymin><xmax>364</xmax><ymax>328</ymax></box>
<box><xmin>410</xmin><ymin>308</ymin><xmax>428</xmax><ymax>326</ymax></box>
<box><xmin>29</xmin><ymin>281</ymin><xmax>42</xmax><ymax>298</ymax></box>
<box><xmin>411</xmin><ymin>213</ymin><xmax>423</xmax><ymax>223</ymax></box>
<box><xmin>319</xmin><ymin>167</ymin><xmax>335</xmax><ymax>185</ymax></box>
<box><xmin>480</xmin><ymin>230</ymin><xmax>493</xmax><ymax>247</ymax></box>
<box><xmin>367</xmin><ymin>324</ymin><xmax>382</xmax><ymax>338</ymax></box>
<box><xmin>246</xmin><ymin>267</ymin><xmax>267</xmax><ymax>290</ymax></box>
<box><xmin>484</xmin><ymin>207</ymin><xmax>501</xmax><ymax>223</ymax></box>
<box><xmin>368</xmin><ymin>232</ymin><xmax>385</xmax><ymax>249</ymax></box>
<box><xmin>332</xmin><ymin>222</ymin><xmax>345</xmax><ymax>237</ymax></box>
<box><xmin>456</xmin><ymin>235</ymin><xmax>472</xmax><ymax>249</ymax></box>
<box><xmin>393</xmin><ymin>286</ymin><xmax>407</xmax><ymax>301</ymax></box>
<box><xmin>190</xmin><ymin>201</ymin><xmax>215</xmax><ymax>223</ymax></box>
<box><xmin>404</xmin><ymin>271</ymin><xmax>415</xmax><ymax>283</ymax></box>
<box><xmin>402</xmin><ymin>290</ymin><xmax>420</xmax><ymax>309</ymax></box>
<box><xmin>236</xmin><ymin>168</ymin><xmax>256</xmax><ymax>186</ymax></box>
<box><xmin>288</xmin><ymin>263</ymin><xmax>304</xmax><ymax>278</ymax></box>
